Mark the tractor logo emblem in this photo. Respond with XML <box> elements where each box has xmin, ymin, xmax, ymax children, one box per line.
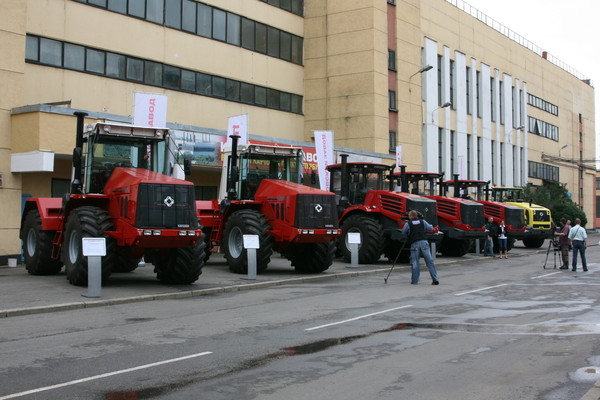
<box><xmin>314</xmin><ymin>204</ymin><xmax>323</xmax><ymax>213</ymax></box>
<box><xmin>164</xmin><ymin>196</ymin><xmax>175</xmax><ymax>207</ymax></box>
<box><xmin>539</xmin><ymin>211</ymin><xmax>544</xmax><ymax>217</ymax></box>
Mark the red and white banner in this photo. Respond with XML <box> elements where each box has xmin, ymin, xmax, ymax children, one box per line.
<box><xmin>396</xmin><ymin>145</ymin><xmax>403</xmax><ymax>173</ymax></box>
<box><xmin>227</xmin><ymin>114</ymin><xmax>248</xmax><ymax>145</ymax></box>
<box><xmin>133</xmin><ymin>92</ymin><xmax>168</xmax><ymax>128</ymax></box>
<box><xmin>313</xmin><ymin>130</ymin><xmax>334</xmax><ymax>191</ymax></box>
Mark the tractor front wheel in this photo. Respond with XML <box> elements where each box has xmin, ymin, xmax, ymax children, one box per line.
<box><xmin>21</xmin><ymin>209</ymin><xmax>63</xmax><ymax>275</ymax></box>
<box><xmin>338</xmin><ymin>214</ymin><xmax>384</xmax><ymax>264</ymax></box>
<box><xmin>523</xmin><ymin>238</ymin><xmax>545</xmax><ymax>248</ymax></box>
<box><xmin>153</xmin><ymin>238</ymin><xmax>206</xmax><ymax>284</ymax></box>
<box><xmin>222</xmin><ymin>210</ymin><xmax>273</xmax><ymax>274</ymax></box>
<box><xmin>287</xmin><ymin>242</ymin><xmax>336</xmax><ymax>273</ymax></box>
<box><xmin>61</xmin><ymin>206</ymin><xmax>115</xmax><ymax>286</ymax></box>
<box><xmin>439</xmin><ymin>238</ymin><xmax>472</xmax><ymax>257</ymax></box>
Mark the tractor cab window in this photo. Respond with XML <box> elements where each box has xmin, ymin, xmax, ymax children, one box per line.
<box><xmin>237</xmin><ymin>151</ymin><xmax>301</xmax><ymax>199</ymax></box>
<box><xmin>84</xmin><ymin>135</ymin><xmax>160</xmax><ymax>193</ymax></box>
<box><xmin>349</xmin><ymin>169</ymin><xmax>384</xmax><ymax>204</ymax></box>
<box><xmin>493</xmin><ymin>188</ymin><xmax>523</xmax><ymax>202</ymax></box>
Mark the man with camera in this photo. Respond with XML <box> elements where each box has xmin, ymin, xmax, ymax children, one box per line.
<box><xmin>400</xmin><ymin>210</ymin><xmax>440</xmax><ymax>285</ymax></box>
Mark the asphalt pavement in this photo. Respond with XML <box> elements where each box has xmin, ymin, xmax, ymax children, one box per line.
<box><xmin>1</xmin><ymin>236</ymin><xmax>600</xmax><ymax>399</ymax></box>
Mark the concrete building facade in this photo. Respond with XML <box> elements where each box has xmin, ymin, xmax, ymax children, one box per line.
<box><xmin>0</xmin><ymin>0</ymin><xmax>595</xmax><ymax>263</ymax></box>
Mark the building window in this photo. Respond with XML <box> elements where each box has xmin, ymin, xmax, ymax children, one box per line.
<box><xmin>387</xmin><ymin>0</ymin><xmax>396</xmax><ymax>4</ymax></box>
<box><xmin>449</xmin><ymin>59</ymin><xmax>455</xmax><ymax>109</ymax></box>
<box><xmin>466</xmin><ymin>66</ymin><xmax>471</xmax><ymax>115</ymax></box>
<box><xmin>25</xmin><ymin>34</ymin><xmax>303</xmax><ymax>114</ymax></box>
<box><xmin>437</xmin><ymin>55</ymin><xmax>443</xmax><ymax>106</ymax></box>
<box><xmin>75</xmin><ymin>0</ymin><xmax>304</xmax><ymax>65</ymax></box>
<box><xmin>527</xmin><ymin>93</ymin><xmax>558</xmax><ymax>116</ymax></box>
<box><xmin>388</xmin><ymin>90</ymin><xmax>397</xmax><ymax>111</ymax></box>
<box><xmin>388</xmin><ymin>50</ymin><xmax>396</xmax><ymax>71</ymax></box>
<box><xmin>499</xmin><ymin>80</ymin><xmax>504</xmax><ymax>125</ymax></box>
<box><xmin>389</xmin><ymin>131</ymin><xmax>397</xmax><ymax>152</ymax></box>
<box><xmin>476</xmin><ymin>70</ymin><xmax>482</xmax><ymax>118</ymax></box>
<box><xmin>528</xmin><ymin>161</ymin><xmax>559</xmax><ymax>182</ymax></box>
<box><xmin>596</xmin><ymin>178</ymin><xmax>600</xmax><ymax>190</ymax></box>
<box><xmin>490</xmin><ymin>77</ymin><xmax>496</xmax><ymax>122</ymax></box>
<box><xmin>438</xmin><ymin>128</ymin><xmax>443</xmax><ymax>174</ymax></box>
<box><xmin>527</xmin><ymin>116</ymin><xmax>559</xmax><ymax>141</ymax></box>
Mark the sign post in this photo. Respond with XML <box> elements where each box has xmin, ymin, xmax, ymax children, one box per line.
<box><xmin>242</xmin><ymin>234</ymin><xmax>260</xmax><ymax>280</ymax></box>
<box><xmin>81</xmin><ymin>237</ymin><xmax>106</xmax><ymax>298</ymax></box>
<box><xmin>347</xmin><ymin>232</ymin><xmax>361</xmax><ymax>269</ymax></box>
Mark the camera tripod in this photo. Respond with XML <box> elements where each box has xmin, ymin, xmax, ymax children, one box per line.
<box><xmin>542</xmin><ymin>238</ymin><xmax>559</xmax><ymax>269</ymax></box>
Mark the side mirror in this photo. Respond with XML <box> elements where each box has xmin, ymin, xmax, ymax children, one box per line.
<box><xmin>183</xmin><ymin>158</ymin><xmax>192</xmax><ymax>176</ymax></box>
<box><xmin>311</xmin><ymin>170</ymin><xmax>317</xmax><ymax>185</ymax></box>
<box><xmin>72</xmin><ymin>147</ymin><xmax>82</xmax><ymax>169</ymax></box>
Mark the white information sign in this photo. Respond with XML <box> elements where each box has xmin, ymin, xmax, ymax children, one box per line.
<box><xmin>227</xmin><ymin>114</ymin><xmax>249</xmax><ymax>145</ymax></box>
<box><xmin>347</xmin><ymin>232</ymin><xmax>361</xmax><ymax>245</ymax></box>
<box><xmin>243</xmin><ymin>234</ymin><xmax>260</xmax><ymax>249</ymax></box>
<box><xmin>82</xmin><ymin>237</ymin><xmax>106</xmax><ymax>257</ymax></box>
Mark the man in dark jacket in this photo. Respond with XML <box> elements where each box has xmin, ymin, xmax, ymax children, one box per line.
<box><xmin>401</xmin><ymin>210</ymin><xmax>440</xmax><ymax>285</ymax></box>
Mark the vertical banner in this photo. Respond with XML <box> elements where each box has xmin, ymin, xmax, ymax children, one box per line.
<box><xmin>313</xmin><ymin>130</ymin><xmax>334</xmax><ymax>191</ymax></box>
<box><xmin>227</xmin><ymin>114</ymin><xmax>249</xmax><ymax>145</ymax></box>
<box><xmin>395</xmin><ymin>145</ymin><xmax>403</xmax><ymax>173</ymax></box>
<box><xmin>133</xmin><ymin>92</ymin><xmax>168</xmax><ymax>127</ymax></box>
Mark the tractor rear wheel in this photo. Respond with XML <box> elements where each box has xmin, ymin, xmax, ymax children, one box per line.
<box><xmin>338</xmin><ymin>214</ymin><xmax>384</xmax><ymax>264</ymax></box>
<box><xmin>383</xmin><ymin>241</ymin><xmax>410</xmax><ymax>264</ymax></box>
<box><xmin>439</xmin><ymin>238</ymin><xmax>472</xmax><ymax>257</ymax></box>
<box><xmin>223</xmin><ymin>210</ymin><xmax>273</xmax><ymax>274</ymax></box>
<box><xmin>287</xmin><ymin>242</ymin><xmax>336</xmax><ymax>273</ymax></box>
<box><xmin>21</xmin><ymin>209</ymin><xmax>63</xmax><ymax>275</ymax></box>
<box><xmin>153</xmin><ymin>238</ymin><xmax>206</xmax><ymax>284</ymax></box>
<box><xmin>112</xmin><ymin>253</ymin><xmax>141</xmax><ymax>273</ymax></box>
<box><xmin>61</xmin><ymin>206</ymin><xmax>115</xmax><ymax>286</ymax></box>
<box><xmin>523</xmin><ymin>238</ymin><xmax>545</xmax><ymax>248</ymax></box>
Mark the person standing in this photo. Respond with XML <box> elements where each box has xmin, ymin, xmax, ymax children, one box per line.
<box><xmin>484</xmin><ymin>217</ymin><xmax>496</xmax><ymax>257</ymax></box>
<box><xmin>401</xmin><ymin>210</ymin><xmax>440</xmax><ymax>285</ymax></box>
<box><xmin>568</xmin><ymin>218</ymin><xmax>588</xmax><ymax>271</ymax></box>
<box><xmin>497</xmin><ymin>220</ymin><xmax>508</xmax><ymax>258</ymax></box>
<box><xmin>554</xmin><ymin>218</ymin><xmax>570</xmax><ymax>269</ymax></box>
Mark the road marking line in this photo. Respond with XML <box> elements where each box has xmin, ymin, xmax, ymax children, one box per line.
<box><xmin>531</xmin><ymin>272</ymin><xmax>562</xmax><ymax>279</ymax></box>
<box><xmin>455</xmin><ymin>284</ymin><xmax>507</xmax><ymax>296</ymax></box>
<box><xmin>0</xmin><ymin>351</ymin><xmax>213</xmax><ymax>400</ymax></box>
<box><xmin>305</xmin><ymin>305</ymin><xmax>413</xmax><ymax>331</ymax></box>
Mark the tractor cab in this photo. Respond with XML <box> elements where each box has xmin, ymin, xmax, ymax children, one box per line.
<box><xmin>329</xmin><ymin>162</ymin><xmax>389</xmax><ymax>205</ymax></box>
<box><xmin>79</xmin><ymin>122</ymin><xmax>171</xmax><ymax>194</ymax></box>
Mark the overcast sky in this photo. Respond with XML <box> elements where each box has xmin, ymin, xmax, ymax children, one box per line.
<box><xmin>455</xmin><ymin>0</ymin><xmax>599</xmax><ymax>162</ymax></box>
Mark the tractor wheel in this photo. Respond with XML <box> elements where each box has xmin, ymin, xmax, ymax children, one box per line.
<box><xmin>383</xmin><ymin>241</ymin><xmax>410</xmax><ymax>264</ymax></box>
<box><xmin>21</xmin><ymin>209</ymin><xmax>63</xmax><ymax>275</ymax></box>
<box><xmin>202</xmin><ymin>228</ymin><xmax>212</xmax><ymax>263</ymax></box>
<box><xmin>61</xmin><ymin>206</ymin><xmax>115</xmax><ymax>286</ymax></box>
<box><xmin>440</xmin><ymin>238</ymin><xmax>472</xmax><ymax>257</ymax></box>
<box><xmin>337</xmin><ymin>214</ymin><xmax>384</xmax><ymax>264</ymax></box>
<box><xmin>523</xmin><ymin>238</ymin><xmax>545</xmax><ymax>248</ymax></box>
<box><xmin>222</xmin><ymin>210</ymin><xmax>273</xmax><ymax>274</ymax></box>
<box><xmin>153</xmin><ymin>238</ymin><xmax>206</xmax><ymax>284</ymax></box>
<box><xmin>287</xmin><ymin>242</ymin><xmax>336</xmax><ymax>273</ymax></box>
<box><xmin>111</xmin><ymin>253</ymin><xmax>140</xmax><ymax>273</ymax></box>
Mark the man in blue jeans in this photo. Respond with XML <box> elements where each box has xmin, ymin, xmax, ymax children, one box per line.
<box><xmin>568</xmin><ymin>218</ymin><xmax>588</xmax><ymax>271</ymax></box>
<box><xmin>401</xmin><ymin>210</ymin><xmax>440</xmax><ymax>285</ymax></box>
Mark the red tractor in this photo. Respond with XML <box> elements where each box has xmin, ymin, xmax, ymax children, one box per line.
<box><xmin>441</xmin><ymin>175</ymin><xmax>529</xmax><ymax>252</ymax></box>
<box><xmin>326</xmin><ymin>156</ymin><xmax>442</xmax><ymax>264</ymax></box>
<box><xmin>20</xmin><ymin>112</ymin><xmax>206</xmax><ymax>286</ymax></box>
<box><xmin>400</xmin><ymin>171</ymin><xmax>487</xmax><ymax>256</ymax></box>
<box><xmin>197</xmin><ymin>135</ymin><xmax>340</xmax><ymax>274</ymax></box>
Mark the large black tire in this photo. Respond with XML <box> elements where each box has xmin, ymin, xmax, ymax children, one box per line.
<box><xmin>111</xmin><ymin>252</ymin><xmax>140</xmax><ymax>273</ymax></box>
<box><xmin>287</xmin><ymin>242</ymin><xmax>336</xmax><ymax>273</ymax></box>
<box><xmin>202</xmin><ymin>228</ymin><xmax>212</xmax><ymax>263</ymax></box>
<box><xmin>337</xmin><ymin>214</ymin><xmax>384</xmax><ymax>264</ymax></box>
<box><xmin>61</xmin><ymin>206</ymin><xmax>115</xmax><ymax>286</ymax></box>
<box><xmin>439</xmin><ymin>238</ymin><xmax>472</xmax><ymax>257</ymax></box>
<box><xmin>523</xmin><ymin>238</ymin><xmax>545</xmax><ymax>248</ymax></box>
<box><xmin>21</xmin><ymin>209</ymin><xmax>63</xmax><ymax>275</ymax></box>
<box><xmin>153</xmin><ymin>238</ymin><xmax>206</xmax><ymax>284</ymax></box>
<box><xmin>383</xmin><ymin>240</ymin><xmax>410</xmax><ymax>264</ymax></box>
<box><xmin>223</xmin><ymin>210</ymin><xmax>273</xmax><ymax>274</ymax></box>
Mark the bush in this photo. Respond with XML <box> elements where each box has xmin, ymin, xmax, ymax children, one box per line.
<box><xmin>524</xmin><ymin>182</ymin><xmax>587</xmax><ymax>227</ymax></box>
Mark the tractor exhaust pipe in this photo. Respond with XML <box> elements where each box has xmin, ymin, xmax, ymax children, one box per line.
<box><xmin>340</xmin><ymin>154</ymin><xmax>349</xmax><ymax>200</ymax></box>
<box><xmin>453</xmin><ymin>173</ymin><xmax>460</xmax><ymax>198</ymax></box>
<box><xmin>226</xmin><ymin>135</ymin><xmax>241</xmax><ymax>201</ymax></box>
<box><xmin>400</xmin><ymin>165</ymin><xmax>408</xmax><ymax>193</ymax></box>
<box><xmin>71</xmin><ymin>111</ymin><xmax>88</xmax><ymax>194</ymax></box>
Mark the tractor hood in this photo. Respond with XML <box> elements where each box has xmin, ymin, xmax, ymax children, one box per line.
<box><xmin>103</xmin><ymin>167</ymin><xmax>193</xmax><ymax>194</ymax></box>
<box><xmin>253</xmin><ymin>179</ymin><xmax>335</xmax><ymax>199</ymax></box>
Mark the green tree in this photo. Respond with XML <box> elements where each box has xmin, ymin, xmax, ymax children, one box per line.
<box><xmin>524</xmin><ymin>182</ymin><xmax>587</xmax><ymax>227</ymax></box>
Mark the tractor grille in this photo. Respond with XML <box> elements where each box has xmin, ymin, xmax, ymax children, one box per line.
<box><xmin>460</xmin><ymin>202</ymin><xmax>485</xmax><ymax>227</ymax></box>
<box><xmin>295</xmin><ymin>194</ymin><xmax>338</xmax><ymax>229</ymax></box>
<box><xmin>135</xmin><ymin>183</ymin><xmax>198</xmax><ymax>229</ymax></box>
<box><xmin>380</xmin><ymin>194</ymin><xmax>405</xmax><ymax>214</ymax></box>
<box><xmin>532</xmin><ymin>209</ymin><xmax>551</xmax><ymax>222</ymax></box>
<box><xmin>407</xmin><ymin>198</ymin><xmax>438</xmax><ymax>225</ymax></box>
<box><xmin>505</xmin><ymin>207</ymin><xmax>525</xmax><ymax>229</ymax></box>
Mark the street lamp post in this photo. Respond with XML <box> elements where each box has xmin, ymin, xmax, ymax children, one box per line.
<box><xmin>431</xmin><ymin>102</ymin><xmax>452</xmax><ymax>123</ymax></box>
